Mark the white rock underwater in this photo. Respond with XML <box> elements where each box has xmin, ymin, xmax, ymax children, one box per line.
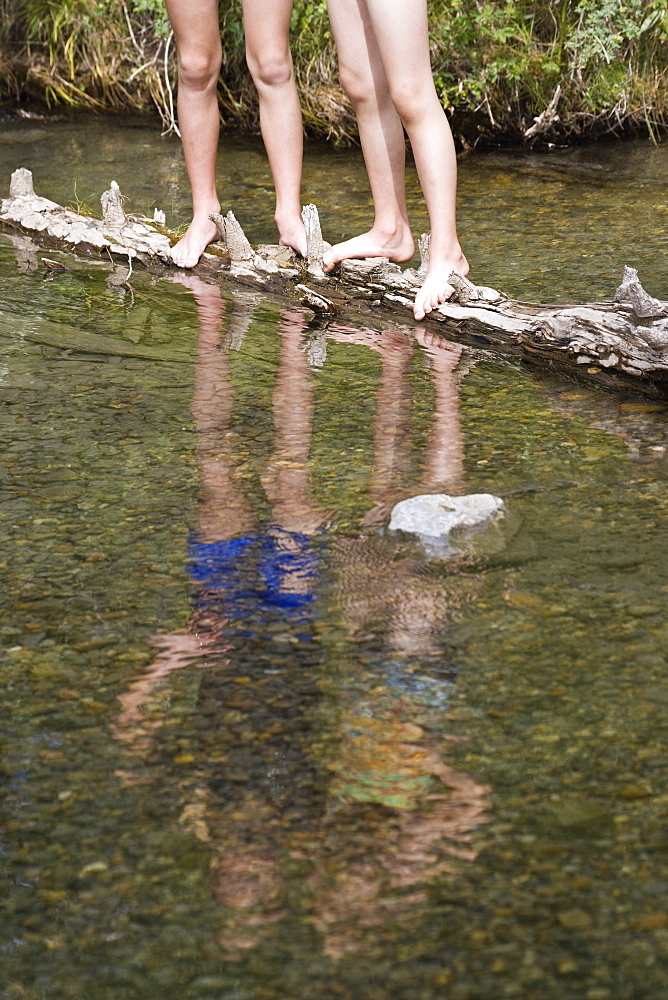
<box><xmin>388</xmin><ymin>493</ymin><xmax>505</xmax><ymax>556</ymax></box>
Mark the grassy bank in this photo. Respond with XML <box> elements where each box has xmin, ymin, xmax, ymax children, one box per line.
<box><xmin>2</xmin><ymin>0</ymin><xmax>668</xmax><ymax>145</ymax></box>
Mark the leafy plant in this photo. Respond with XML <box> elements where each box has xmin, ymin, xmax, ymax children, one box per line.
<box><xmin>2</xmin><ymin>0</ymin><xmax>668</xmax><ymax>143</ymax></box>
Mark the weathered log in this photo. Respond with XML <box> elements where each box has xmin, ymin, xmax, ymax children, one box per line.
<box><xmin>1</xmin><ymin>170</ymin><xmax>668</xmax><ymax>399</ymax></box>
<box><xmin>1</xmin><ymin>168</ymin><xmax>172</xmax><ymax>258</ymax></box>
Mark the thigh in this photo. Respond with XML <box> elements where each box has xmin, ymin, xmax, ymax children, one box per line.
<box><xmin>326</xmin><ymin>0</ymin><xmax>385</xmax><ymax>90</ymax></box>
<box><xmin>164</xmin><ymin>0</ymin><xmax>221</xmax><ymax>56</ymax></box>
<box><xmin>363</xmin><ymin>0</ymin><xmax>434</xmax><ymax>92</ymax></box>
<box><xmin>242</xmin><ymin>0</ymin><xmax>294</xmax><ymax>61</ymax></box>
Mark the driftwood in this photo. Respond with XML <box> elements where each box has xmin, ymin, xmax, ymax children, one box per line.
<box><xmin>524</xmin><ymin>85</ymin><xmax>562</xmax><ymax>141</ymax></box>
<box><xmin>2</xmin><ymin>169</ymin><xmax>668</xmax><ymax>399</ymax></box>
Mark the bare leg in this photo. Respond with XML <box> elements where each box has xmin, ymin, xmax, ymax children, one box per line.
<box><xmin>243</xmin><ymin>0</ymin><xmax>307</xmax><ymax>256</ymax></box>
<box><xmin>363</xmin><ymin>0</ymin><xmax>468</xmax><ymax>319</ymax></box>
<box><xmin>325</xmin><ymin>0</ymin><xmax>467</xmax><ymax>318</ymax></box>
<box><xmin>165</xmin><ymin>0</ymin><xmax>222</xmax><ymax>267</ymax></box>
<box><xmin>323</xmin><ymin>0</ymin><xmax>414</xmax><ymax>271</ymax></box>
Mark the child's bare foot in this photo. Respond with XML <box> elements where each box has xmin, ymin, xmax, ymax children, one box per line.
<box><xmin>323</xmin><ymin>225</ymin><xmax>415</xmax><ymax>272</ymax></box>
<box><xmin>276</xmin><ymin>213</ymin><xmax>308</xmax><ymax>258</ymax></box>
<box><xmin>413</xmin><ymin>250</ymin><xmax>469</xmax><ymax>321</ymax></box>
<box><xmin>170</xmin><ymin>211</ymin><xmax>221</xmax><ymax>268</ymax></box>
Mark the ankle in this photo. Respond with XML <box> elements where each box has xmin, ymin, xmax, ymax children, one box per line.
<box><xmin>372</xmin><ymin>219</ymin><xmax>411</xmax><ymax>242</ymax></box>
<box><xmin>427</xmin><ymin>236</ymin><xmax>465</xmax><ymax>261</ymax></box>
<box><xmin>192</xmin><ymin>201</ymin><xmax>221</xmax><ymax>221</ymax></box>
<box><xmin>275</xmin><ymin>208</ymin><xmax>304</xmax><ymax>232</ymax></box>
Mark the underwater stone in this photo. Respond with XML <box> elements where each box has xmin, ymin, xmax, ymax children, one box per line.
<box><xmin>389</xmin><ymin>493</ymin><xmax>504</xmax><ymax>546</ymax></box>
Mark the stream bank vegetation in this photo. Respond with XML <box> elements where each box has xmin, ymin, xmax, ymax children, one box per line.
<box><xmin>2</xmin><ymin>0</ymin><xmax>668</xmax><ymax>145</ymax></box>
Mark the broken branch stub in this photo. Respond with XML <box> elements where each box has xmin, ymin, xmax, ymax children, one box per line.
<box><xmin>449</xmin><ymin>273</ymin><xmax>483</xmax><ymax>306</ymax></box>
<box><xmin>212</xmin><ymin>210</ymin><xmax>255</xmax><ymax>265</ymax></box>
<box><xmin>9</xmin><ymin>167</ymin><xmax>35</xmax><ymax>200</ymax></box>
<box><xmin>100</xmin><ymin>181</ymin><xmax>127</xmax><ymax>230</ymax></box>
<box><xmin>2</xmin><ymin>168</ymin><xmax>60</xmax><ymax>216</ymax></box>
<box><xmin>302</xmin><ymin>203</ymin><xmax>326</xmax><ymax>278</ymax></box>
<box><xmin>614</xmin><ymin>265</ymin><xmax>668</xmax><ymax>319</ymax></box>
<box><xmin>209</xmin><ymin>212</ymin><xmax>226</xmax><ymax>242</ymax></box>
<box><xmin>417</xmin><ymin>232</ymin><xmax>430</xmax><ymax>279</ymax></box>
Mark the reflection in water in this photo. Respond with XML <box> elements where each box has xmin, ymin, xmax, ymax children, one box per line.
<box><xmin>2</xmin><ymin>126</ymin><xmax>668</xmax><ymax>997</ymax></box>
<box><xmin>113</xmin><ymin>276</ymin><xmax>489</xmax><ymax>961</ymax></box>
<box><xmin>3</xmin><ymin>232</ymin><xmax>39</xmax><ymax>273</ymax></box>
<box><xmin>317</xmin><ymin>325</ymin><xmax>487</xmax><ymax>958</ymax></box>
<box><xmin>546</xmin><ymin>383</ymin><xmax>668</xmax><ymax>464</ymax></box>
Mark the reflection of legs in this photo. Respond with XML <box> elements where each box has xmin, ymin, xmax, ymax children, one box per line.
<box><xmin>209</xmin><ymin>836</ymin><xmax>286</xmax><ymax>960</ymax></box>
<box><xmin>165</xmin><ymin>0</ymin><xmax>222</xmax><ymax>268</ymax></box>
<box><xmin>328</xmin><ymin>327</ymin><xmax>468</xmax><ymax>655</ymax></box>
<box><xmin>324</xmin><ymin>0</ymin><xmax>414</xmax><ymax>270</ymax></box>
<box><xmin>261</xmin><ymin>311</ymin><xmax>325</xmax><ymax>536</ymax></box>
<box><xmin>414</xmin><ymin>327</ymin><xmax>465</xmax><ymax>491</ymax></box>
<box><xmin>243</xmin><ymin>0</ymin><xmax>307</xmax><ymax>256</ymax></box>
<box><xmin>385</xmin><ymin>328</ymin><xmax>467</xmax><ymax>654</ymax></box>
<box><xmin>368</xmin><ymin>330</ymin><xmax>414</xmax><ymax>509</ymax></box>
<box><xmin>173</xmin><ymin>278</ymin><xmax>287</xmax><ymax>960</ymax></box>
<box><xmin>309</xmin><ymin>757</ymin><xmax>489</xmax><ymax>959</ymax></box>
<box><xmin>327</xmin><ymin>324</ymin><xmax>465</xmax><ymax>510</ymax></box>
<box><xmin>179</xmin><ymin>275</ymin><xmax>257</xmax><ymax>541</ymax></box>
<box><xmin>112</xmin><ymin>276</ymin><xmax>250</xmax><ymax>751</ymax></box>
<box><xmin>308</xmin><ymin>324</ymin><xmax>487</xmax><ymax>961</ymax></box>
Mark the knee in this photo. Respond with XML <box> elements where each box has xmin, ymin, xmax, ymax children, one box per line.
<box><xmin>389</xmin><ymin>81</ymin><xmax>434</xmax><ymax>127</ymax></box>
<box><xmin>337</xmin><ymin>62</ymin><xmax>374</xmax><ymax>109</ymax></box>
<box><xmin>246</xmin><ymin>47</ymin><xmax>293</xmax><ymax>91</ymax></box>
<box><xmin>177</xmin><ymin>44</ymin><xmax>222</xmax><ymax>92</ymax></box>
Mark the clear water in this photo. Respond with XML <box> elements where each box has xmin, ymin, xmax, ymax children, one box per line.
<box><xmin>1</xmin><ymin>115</ymin><xmax>667</xmax><ymax>1000</ymax></box>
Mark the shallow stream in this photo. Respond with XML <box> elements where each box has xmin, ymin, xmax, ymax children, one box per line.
<box><xmin>1</xmin><ymin>115</ymin><xmax>667</xmax><ymax>1000</ymax></box>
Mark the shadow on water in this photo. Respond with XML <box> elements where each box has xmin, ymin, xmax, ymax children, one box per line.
<box><xmin>1</xmin><ymin>119</ymin><xmax>668</xmax><ymax>1000</ymax></box>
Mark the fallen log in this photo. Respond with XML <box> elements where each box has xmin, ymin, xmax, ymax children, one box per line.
<box><xmin>2</xmin><ymin>169</ymin><xmax>668</xmax><ymax>400</ymax></box>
